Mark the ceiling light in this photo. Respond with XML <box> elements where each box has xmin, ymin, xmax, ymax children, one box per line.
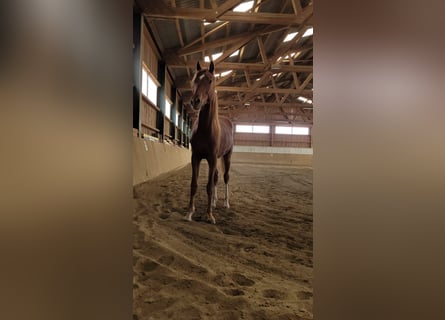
<box><xmin>303</xmin><ymin>27</ymin><xmax>313</xmax><ymax>37</ymax></box>
<box><xmin>233</xmin><ymin>1</ymin><xmax>254</xmax><ymax>13</ymax></box>
<box><xmin>283</xmin><ymin>31</ymin><xmax>298</xmax><ymax>42</ymax></box>
<box><xmin>297</xmin><ymin>96</ymin><xmax>308</xmax><ymax>102</ymax></box>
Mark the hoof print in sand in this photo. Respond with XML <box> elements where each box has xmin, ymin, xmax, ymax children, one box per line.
<box><xmin>158</xmin><ymin>255</ymin><xmax>175</xmax><ymax>266</ymax></box>
<box><xmin>224</xmin><ymin>288</ymin><xmax>245</xmax><ymax>296</ymax></box>
<box><xmin>232</xmin><ymin>273</ymin><xmax>255</xmax><ymax>286</ymax></box>
<box><xmin>262</xmin><ymin>289</ymin><xmax>287</xmax><ymax>299</ymax></box>
<box><xmin>142</xmin><ymin>260</ymin><xmax>159</xmax><ymax>272</ymax></box>
<box><xmin>158</xmin><ymin>213</ymin><xmax>170</xmax><ymax>220</ymax></box>
<box><xmin>296</xmin><ymin>291</ymin><xmax>313</xmax><ymax>300</ymax></box>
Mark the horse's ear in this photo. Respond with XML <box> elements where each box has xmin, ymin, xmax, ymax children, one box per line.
<box><xmin>197</xmin><ymin>61</ymin><xmax>201</xmax><ymax>71</ymax></box>
<box><xmin>209</xmin><ymin>61</ymin><xmax>214</xmax><ymax>74</ymax></box>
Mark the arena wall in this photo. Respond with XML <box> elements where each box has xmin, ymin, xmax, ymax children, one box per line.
<box><xmin>231</xmin><ymin>146</ymin><xmax>313</xmax><ymax>167</ymax></box>
<box><xmin>133</xmin><ymin>137</ymin><xmax>191</xmax><ymax>185</ymax></box>
<box><xmin>133</xmin><ymin>139</ymin><xmax>313</xmax><ymax>186</ymax></box>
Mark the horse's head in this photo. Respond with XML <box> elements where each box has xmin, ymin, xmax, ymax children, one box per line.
<box><xmin>190</xmin><ymin>61</ymin><xmax>215</xmax><ymax>111</ymax></box>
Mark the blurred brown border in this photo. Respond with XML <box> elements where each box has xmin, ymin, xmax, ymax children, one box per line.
<box><xmin>314</xmin><ymin>1</ymin><xmax>445</xmax><ymax>319</ymax></box>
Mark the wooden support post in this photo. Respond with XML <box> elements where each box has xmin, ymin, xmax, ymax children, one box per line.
<box><xmin>133</xmin><ymin>12</ymin><xmax>143</xmax><ymax>134</ymax></box>
<box><xmin>170</xmin><ymin>86</ymin><xmax>177</xmax><ymax>141</ymax></box>
<box><xmin>270</xmin><ymin>124</ymin><xmax>275</xmax><ymax>147</ymax></box>
<box><xmin>157</xmin><ymin>60</ymin><xmax>166</xmax><ymax>141</ymax></box>
<box><xmin>178</xmin><ymin>99</ymin><xmax>184</xmax><ymax>146</ymax></box>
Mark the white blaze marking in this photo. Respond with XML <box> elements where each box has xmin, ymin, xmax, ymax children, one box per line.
<box><xmin>199</xmin><ymin>74</ymin><xmax>205</xmax><ymax>80</ymax></box>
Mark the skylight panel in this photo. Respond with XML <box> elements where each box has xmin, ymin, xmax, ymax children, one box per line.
<box><xmin>233</xmin><ymin>1</ymin><xmax>254</xmax><ymax>12</ymax></box>
<box><xmin>212</xmin><ymin>52</ymin><xmax>222</xmax><ymax>60</ymax></box>
<box><xmin>220</xmin><ymin>70</ymin><xmax>232</xmax><ymax>77</ymax></box>
<box><xmin>204</xmin><ymin>52</ymin><xmax>222</xmax><ymax>62</ymax></box>
<box><xmin>283</xmin><ymin>31</ymin><xmax>298</xmax><ymax>42</ymax></box>
<box><xmin>230</xmin><ymin>50</ymin><xmax>239</xmax><ymax>57</ymax></box>
<box><xmin>303</xmin><ymin>27</ymin><xmax>313</xmax><ymax>37</ymax></box>
<box><xmin>292</xmin><ymin>51</ymin><xmax>301</xmax><ymax>59</ymax></box>
<box><xmin>203</xmin><ymin>20</ymin><xmax>222</xmax><ymax>26</ymax></box>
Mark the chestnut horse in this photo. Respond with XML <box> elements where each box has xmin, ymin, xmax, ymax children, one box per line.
<box><xmin>185</xmin><ymin>61</ymin><xmax>233</xmax><ymax>224</ymax></box>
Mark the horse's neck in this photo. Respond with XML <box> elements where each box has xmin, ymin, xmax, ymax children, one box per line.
<box><xmin>197</xmin><ymin>98</ymin><xmax>219</xmax><ymax>132</ymax></box>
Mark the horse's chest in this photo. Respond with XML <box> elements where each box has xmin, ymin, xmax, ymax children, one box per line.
<box><xmin>191</xmin><ymin>131</ymin><xmax>219</xmax><ymax>154</ymax></box>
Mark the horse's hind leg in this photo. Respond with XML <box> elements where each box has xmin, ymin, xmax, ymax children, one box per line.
<box><xmin>212</xmin><ymin>168</ymin><xmax>218</xmax><ymax>208</ymax></box>
<box><xmin>186</xmin><ymin>154</ymin><xmax>201</xmax><ymax>221</ymax></box>
<box><xmin>223</xmin><ymin>151</ymin><xmax>232</xmax><ymax>208</ymax></box>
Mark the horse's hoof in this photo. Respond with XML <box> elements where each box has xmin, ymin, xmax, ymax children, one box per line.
<box><xmin>206</xmin><ymin>215</ymin><xmax>216</xmax><ymax>224</ymax></box>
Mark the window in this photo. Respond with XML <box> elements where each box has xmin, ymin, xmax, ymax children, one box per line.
<box><xmin>236</xmin><ymin>125</ymin><xmax>270</xmax><ymax>134</ymax></box>
<box><xmin>292</xmin><ymin>127</ymin><xmax>309</xmax><ymax>135</ymax></box>
<box><xmin>165</xmin><ymin>98</ymin><xmax>171</xmax><ymax>119</ymax></box>
<box><xmin>275</xmin><ymin>126</ymin><xmax>292</xmax><ymax>134</ymax></box>
<box><xmin>175</xmin><ymin>111</ymin><xmax>179</xmax><ymax>126</ymax></box>
<box><xmin>141</xmin><ymin>66</ymin><xmax>158</xmax><ymax>105</ymax></box>
<box><xmin>252</xmin><ymin>125</ymin><xmax>270</xmax><ymax>133</ymax></box>
<box><xmin>275</xmin><ymin>126</ymin><xmax>309</xmax><ymax>135</ymax></box>
<box><xmin>235</xmin><ymin>125</ymin><xmax>252</xmax><ymax>133</ymax></box>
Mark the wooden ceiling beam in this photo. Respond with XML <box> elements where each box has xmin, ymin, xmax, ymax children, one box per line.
<box><xmin>216</xmin><ymin>86</ymin><xmax>313</xmax><ymax>95</ymax></box>
<box><xmin>142</xmin><ymin>0</ymin><xmax>313</xmax><ymax>25</ymax></box>
<box><xmin>167</xmin><ymin>58</ymin><xmax>312</xmax><ymax>72</ymax></box>
<box><xmin>257</xmin><ymin>36</ymin><xmax>268</xmax><ymax>65</ymax></box>
<box><xmin>214</xmin><ymin>0</ymin><xmax>244</xmax><ymax>19</ymax></box>
<box><xmin>177</xmin><ymin>25</ymin><xmax>285</xmax><ymax>56</ymax></box>
<box><xmin>291</xmin><ymin>0</ymin><xmax>303</xmax><ymax>15</ymax></box>
<box><xmin>218</xmin><ymin>100</ymin><xmax>311</xmax><ymax>109</ymax></box>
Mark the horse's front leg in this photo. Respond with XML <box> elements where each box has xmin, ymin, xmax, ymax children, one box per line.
<box><xmin>206</xmin><ymin>156</ymin><xmax>217</xmax><ymax>224</ymax></box>
<box><xmin>212</xmin><ymin>168</ymin><xmax>218</xmax><ymax>208</ymax></box>
<box><xmin>186</xmin><ymin>155</ymin><xmax>201</xmax><ymax>221</ymax></box>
